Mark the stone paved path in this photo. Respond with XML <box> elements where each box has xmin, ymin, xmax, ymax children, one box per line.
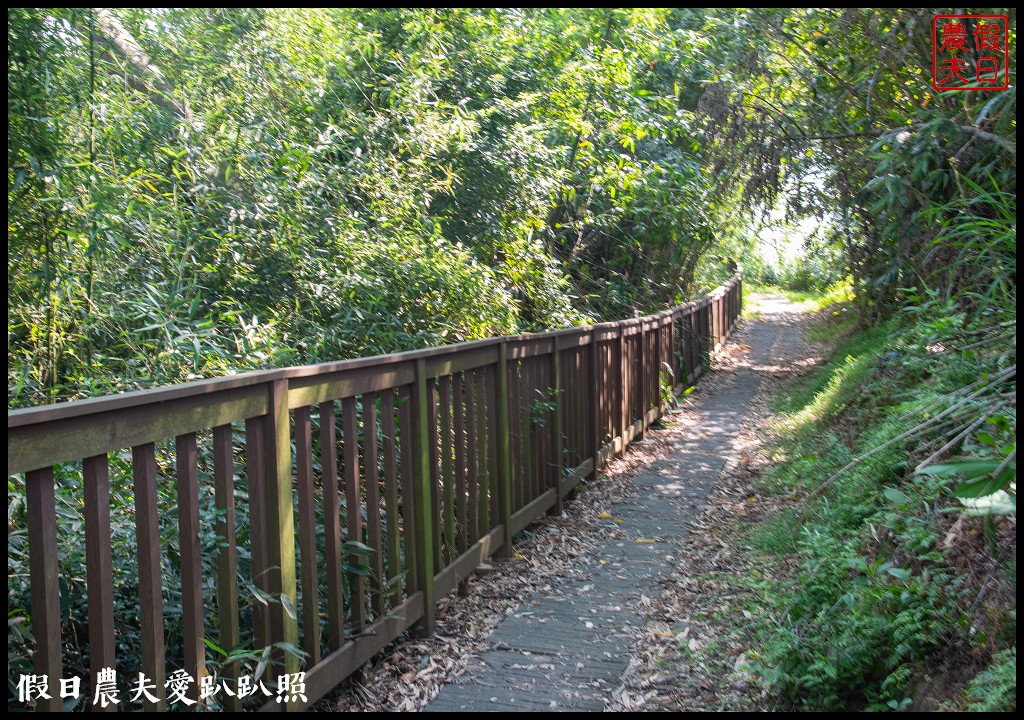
<box><xmin>424</xmin><ymin>296</ymin><xmax>800</xmax><ymax>712</ymax></box>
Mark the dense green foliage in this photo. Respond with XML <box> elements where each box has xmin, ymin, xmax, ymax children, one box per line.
<box><xmin>965</xmin><ymin>647</ymin><xmax>1017</xmax><ymax>712</ymax></box>
<box><xmin>742</xmin><ymin>296</ymin><xmax>1014</xmax><ymax>710</ymax></box>
<box><xmin>697</xmin><ymin>8</ymin><xmax>1016</xmax><ymax>320</ymax></box>
<box><xmin>703</xmin><ymin>10</ymin><xmax>1016</xmax><ymax>710</ymax></box>
<box><xmin>8</xmin><ymin>8</ymin><xmax>746</xmax><ymax>408</ymax></box>
<box><xmin>12</xmin><ymin>8</ymin><xmax>1012</xmax><ymax>405</ymax></box>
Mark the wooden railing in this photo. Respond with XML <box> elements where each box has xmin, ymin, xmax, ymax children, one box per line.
<box><xmin>8</xmin><ymin>275</ymin><xmax>741</xmax><ymax>711</ymax></box>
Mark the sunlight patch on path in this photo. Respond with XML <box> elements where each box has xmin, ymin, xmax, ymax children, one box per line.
<box><xmin>423</xmin><ymin>296</ymin><xmax>808</xmax><ymax>712</ymax></box>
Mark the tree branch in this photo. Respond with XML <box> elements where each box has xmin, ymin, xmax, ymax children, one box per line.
<box><xmin>778</xmin><ymin>123</ymin><xmax>1015</xmax><ymax>159</ymax></box>
<box><xmin>957</xmin><ymin>125</ymin><xmax>1016</xmax><ymax>159</ymax></box>
<box><xmin>782</xmin><ymin>130</ymin><xmax>890</xmax><ymax>142</ymax></box>
<box><xmin>751</xmin><ymin>9</ymin><xmax>867</xmax><ymax>103</ymax></box>
<box><xmin>91</xmin><ymin>8</ymin><xmax>193</xmax><ymax>124</ymax></box>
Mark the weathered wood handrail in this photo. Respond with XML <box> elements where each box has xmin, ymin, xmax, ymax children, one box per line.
<box><xmin>8</xmin><ymin>275</ymin><xmax>742</xmax><ymax>711</ymax></box>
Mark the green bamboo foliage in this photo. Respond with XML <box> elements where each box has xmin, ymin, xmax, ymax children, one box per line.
<box><xmin>8</xmin><ymin>8</ymin><xmax>745</xmax><ymax>409</ymax></box>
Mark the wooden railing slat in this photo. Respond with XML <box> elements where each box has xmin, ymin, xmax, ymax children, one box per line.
<box><xmin>83</xmin><ymin>454</ymin><xmax>117</xmax><ymax>712</ymax></box>
<box><xmin>477</xmin><ymin>369</ymin><xmax>489</xmax><ymax>540</ymax></box>
<box><xmin>550</xmin><ymin>346</ymin><xmax>564</xmax><ymax>516</ymax></box>
<box><xmin>537</xmin><ymin>357</ymin><xmax>546</xmax><ymax>498</ymax></box>
<box><xmin>572</xmin><ymin>348</ymin><xmax>580</xmax><ymax>466</ymax></box>
<box><xmin>494</xmin><ymin>343</ymin><xmax>513</xmax><ymax>560</ymax></box>
<box><xmin>427</xmin><ymin>380</ymin><xmax>442</xmax><ymax>575</ymax></box>
<box><xmin>465</xmin><ymin>371</ymin><xmax>479</xmax><ymax>546</ymax></box>
<box><xmin>411</xmin><ymin>358</ymin><xmax>437</xmax><ymax>634</ymax></box>
<box><xmin>398</xmin><ymin>385</ymin><xmax>416</xmax><ymax>600</ymax></box>
<box><xmin>131</xmin><ymin>444</ymin><xmax>167</xmax><ymax>711</ymax></box>
<box><xmin>639</xmin><ymin>321</ymin><xmax>647</xmax><ymax>439</ymax></box>
<box><xmin>486</xmin><ymin>364</ymin><xmax>499</xmax><ymax>533</ymax></box>
<box><xmin>453</xmin><ymin>373</ymin><xmax>469</xmax><ymax>597</ymax></box>
<box><xmin>476</xmin><ymin>369</ymin><xmax>490</xmax><ymax>540</ymax></box>
<box><xmin>320</xmin><ymin>401</ymin><xmax>345</xmax><ymax>650</ymax></box>
<box><xmin>439</xmin><ymin>376</ymin><xmax>455</xmax><ymax>566</ymax></box>
<box><xmin>211</xmin><ymin>426</ymin><xmax>240</xmax><ymax>711</ymax></box>
<box><xmin>244</xmin><ymin>417</ymin><xmax>271</xmax><ymax>651</ymax></box>
<box><xmin>175</xmin><ymin>434</ymin><xmax>204</xmax><ymax>707</ymax></box>
<box><xmin>294</xmin><ymin>406</ymin><xmax>322</xmax><ymax>665</ymax></box>
<box><xmin>617</xmin><ymin>329</ymin><xmax>626</xmax><ymax>446</ymax></box>
<box><xmin>363</xmin><ymin>394</ymin><xmax>386</xmax><ymax>617</ymax></box>
<box><xmin>342</xmin><ymin>396</ymin><xmax>365</xmax><ymax>632</ymax></box>
<box><xmin>521</xmin><ymin>360</ymin><xmax>534</xmax><ymax>507</ymax></box>
<box><xmin>509</xmin><ymin>361</ymin><xmax>522</xmax><ymax>512</ymax></box>
<box><xmin>381</xmin><ymin>391</ymin><xmax>402</xmax><ymax>608</ymax></box>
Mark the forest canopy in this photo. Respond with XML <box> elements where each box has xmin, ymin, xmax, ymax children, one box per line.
<box><xmin>8</xmin><ymin>8</ymin><xmax>742</xmax><ymax>407</ymax></box>
<box><xmin>7</xmin><ymin>8</ymin><xmax>1016</xmax><ymax>408</ymax></box>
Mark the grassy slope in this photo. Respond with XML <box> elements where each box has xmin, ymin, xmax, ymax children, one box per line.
<box><xmin>742</xmin><ymin>302</ymin><xmax>1016</xmax><ymax>711</ymax></box>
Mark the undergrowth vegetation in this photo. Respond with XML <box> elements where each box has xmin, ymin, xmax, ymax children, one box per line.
<box><xmin>744</xmin><ymin>297</ymin><xmax>1015</xmax><ymax>711</ymax></box>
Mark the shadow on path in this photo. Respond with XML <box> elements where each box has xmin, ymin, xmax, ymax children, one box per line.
<box><xmin>423</xmin><ymin>295</ymin><xmax>804</xmax><ymax>712</ymax></box>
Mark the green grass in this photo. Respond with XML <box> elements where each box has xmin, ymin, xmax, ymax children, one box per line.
<box><xmin>737</xmin><ymin>305</ymin><xmax>1015</xmax><ymax>710</ymax></box>
<box><xmin>772</xmin><ymin>320</ymin><xmax>892</xmax><ymax>418</ymax></box>
<box><xmin>746</xmin><ymin>507</ymin><xmax>801</xmax><ymax>554</ymax></box>
<box><xmin>965</xmin><ymin>646</ymin><xmax>1017</xmax><ymax>711</ymax></box>
<box><xmin>804</xmin><ymin>310</ymin><xmax>857</xmax><ymax>344</ymax></box>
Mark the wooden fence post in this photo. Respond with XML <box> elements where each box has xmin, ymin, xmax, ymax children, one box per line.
<box><xmin>265</xmin><ymin>378</ymin><xmax>299</xmax><ymax>679</ymax></box>
<box><xmin>412</xmin><ymin>358</ymin><xmax>436</xmax><ymax>634</ymax></box>
<box><xmin>26</xmin><ymin>468</ymin><xmax>63</xmax><ymax>712</ymax></box>
<box><xmin>713</xmin><ymin>295</ymin><xmax>720</xmax><ymax>349</ymax></box>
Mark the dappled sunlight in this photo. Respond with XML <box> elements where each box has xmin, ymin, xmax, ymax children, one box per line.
<box><xmin>750</xmin><ymin>293</ymin><xmax>809</xmax><ymax>316</ymax></box>
<box><xmin>785</xmin><ymin>356</ymin><xmax>863</xmax><ymax>430</ymax></box>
